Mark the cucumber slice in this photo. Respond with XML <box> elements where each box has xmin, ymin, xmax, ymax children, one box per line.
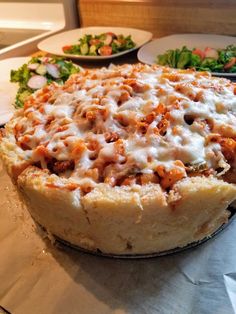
<box><xmin>80</xmin><ymin>43</ymin><xmax>89</xmax><ymax>55</ymax></box>
<box><xmin>89</xmin><ymin>45</ymin><xmax>97</xmax><ymax>55</ymax></box>
<box><xmin>36</xmin><ymin>64</ymin><xmax>47</xmax><ymax>75</ymax></box>
<box><xmin>177</xmin><ymin>51</ymin><xmax>191</xmax><ymax>69</ymax></box>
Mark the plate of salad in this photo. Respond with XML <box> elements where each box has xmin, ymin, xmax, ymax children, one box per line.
<box><xmin>0</xmin><ymin>56</ymin><xmax>80</xmax><ymax>125</ymax></box>
<box><xmin>138</xmin><ymin>34</ymin><xmax>236</xmax><ymax>76</ymax></box>
<box><xmin>38</xmin><ymin>27</ymin><xmax>153</xmax><ymax>60</ymax></box>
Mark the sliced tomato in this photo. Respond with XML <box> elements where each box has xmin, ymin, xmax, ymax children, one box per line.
<box><xmin>192</xmin><ymin>48</ymin><xmax>205</xmax><ymax>60</ymax></box>
<box><xmin>89</xmin><ymin>38</ymin><xmax>101</xmax><ymax>46</ymax></box>
<box><xmin>62</xmin><ymin>45</ymin><xmax>72</xmax><ymax>52</ymax></box>
<box><xmin>98</xmin><ymin>45</ymin><xmax>113</xmax><ymax>56</ymax></box>
<box><xmin>224</xmin><ymin>57</ymin><xmax>236</xmax><ymax>70</ymax></box>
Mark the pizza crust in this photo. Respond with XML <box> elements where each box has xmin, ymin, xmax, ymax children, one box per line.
<box><xmin>16</xmin><ymin>166</ymin><xmax>236</xmax><ymax>254</ymax></box>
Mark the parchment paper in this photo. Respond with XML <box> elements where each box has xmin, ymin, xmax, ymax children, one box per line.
<box><xmin>0</xmin><ymin>160</ymin><xmax>236</xmax><ymax>314</ymax></box>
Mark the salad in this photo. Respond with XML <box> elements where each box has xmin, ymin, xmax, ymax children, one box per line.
<box><xmin>10</xmin><ymin>57</ymin><xmax>80</xmax><ymax>108</ymax></box>
<box><xmin>62</xmin><ymin>32</ymin><xmax>136</xmax><ymax>56</ymax></box>
<box><xmin>156</xmin><ymin>45</ymin><xmax>236</xmax><ymax>73</ymax></box>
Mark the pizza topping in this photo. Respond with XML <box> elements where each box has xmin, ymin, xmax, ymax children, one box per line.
<box><xmin>6</xmin><ymin>63</ymin><xmax>236</xmax><ymax>191</ymax></box>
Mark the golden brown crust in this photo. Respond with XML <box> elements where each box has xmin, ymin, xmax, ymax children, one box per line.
<box><xmin>16</xmin><ymin>166</ymin><xmax>236</xmax><ymax>254</ymax></box>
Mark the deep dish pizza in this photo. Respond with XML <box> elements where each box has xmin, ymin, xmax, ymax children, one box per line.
<box><xmin>1</xmin><ymin>63</ymin><xmax>236</xmax><ymax>255</ymax></box>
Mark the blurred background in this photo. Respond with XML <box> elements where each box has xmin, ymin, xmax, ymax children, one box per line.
<box><xmin>0</xmin><ymin>0</ymin><xmax>235</xmax><ymax>59</ymax></box>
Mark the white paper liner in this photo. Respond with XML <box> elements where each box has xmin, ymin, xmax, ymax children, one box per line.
<box><xmin>0</xmin><ymin>161</ymin><xmax>236</xmax><ymax>314</ymax></box>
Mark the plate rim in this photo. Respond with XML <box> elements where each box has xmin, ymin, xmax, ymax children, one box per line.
<box><xmin>38</xmin><ymin>26</ymin><xmax>153</xmax><ymax>60</ymax></box>
<box><xmin>0</xmin><ymin>57</ymin><xmax>31</xmax><ymax>126</ymax></box>
<box><xmin>137</xmin><ymin>33</ymin><xmax>236</xmax><ymax>77</ymax></box>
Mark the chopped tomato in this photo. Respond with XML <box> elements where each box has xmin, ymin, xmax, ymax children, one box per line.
<box><xmin>224</xmin><ymin>57</ymin><xmax>236</xmax><ymax>70</ymax></box>
<box><xmin>98</xmin><ymin>45</ymin><xmax>112</xmax><ymax>56</ymax></box>
<box><xmin>192</xmin><ymin>48</ymin><xmax>205</xmax><ymax>60</ymax></box>
<box><xmin>89</xmin><ymin>38</ymin><xmax>101</xmax><ymax>46</ymax></box>
<box><xmin>62</xmin><ymin>45</ymin><xmax>72</xmax><ymax>52</ymax></box>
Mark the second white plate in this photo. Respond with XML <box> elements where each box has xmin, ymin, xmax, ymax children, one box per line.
<box><xmin>38</xmin><ymin>27</ymin><xmax>153</xmax><ymax>60</ymax></box>
<box><xmin>0</xmin><ymin>57</ymin><xmax>30</xmax><ymax>125</ymax></box>
<box><xmin>138</xmin><ymin>34</ymin><xmax>236</xmax><ymax>77</ymax></box>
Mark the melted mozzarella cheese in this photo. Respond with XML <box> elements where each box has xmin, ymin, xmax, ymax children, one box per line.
<box><xmin>10</xmin><ymin>63</ymin><xmax>236</xmax><ymax>188</ymax></box>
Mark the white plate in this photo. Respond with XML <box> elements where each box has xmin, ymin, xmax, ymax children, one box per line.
<box><xmin>0</xmin><ymin>57</ymin><xmax>30</xmax><ymax>125</ymax></box>
<box><xmin>138</xmin><ymin>34</ymin><xmax>236</xmax><ymax>77</ymax></box>
<box><xmin>38</xmin><ymin>27</ymin><xmax>153</xmax><ymax>60</ymax></box>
